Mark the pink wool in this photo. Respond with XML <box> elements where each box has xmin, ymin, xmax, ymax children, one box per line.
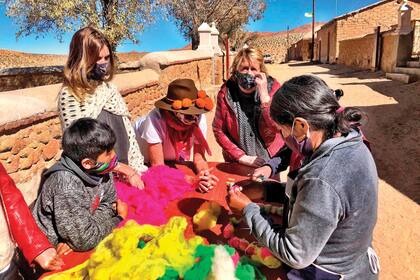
<box><xmin>115</xmin><ymin>165</ymin><xmax>194</xmax><ymax>226</ymax></box>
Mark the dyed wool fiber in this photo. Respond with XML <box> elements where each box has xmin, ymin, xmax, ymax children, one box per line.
<box><xmin>116</xmin><ymin>165</ymin><xmax>194</xmax><ymax>226</ymax></box>
<box><xmin>43</xmin><ymin>217</ymin><xmax>203</xmax><ymax>280</ymax></box>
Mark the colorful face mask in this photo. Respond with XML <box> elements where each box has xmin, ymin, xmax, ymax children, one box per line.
<box><xmin>236</xmin><ymin>72</ymin><xmax>256</xmax><ymax>90</ymax></box>
<box><xmin>89</xmin><ymin>154</ymin><xmax>118</xmax><ymax>174</ymax></box>
<box><xmin>282</xmin><ymin>119</ymin><xmax>314</xmax><ymax>158</ymax></box>
<box><xmin>89</xmin><ymin>62</ymin><xmax>109</xmax><ymax>81</ymax></box>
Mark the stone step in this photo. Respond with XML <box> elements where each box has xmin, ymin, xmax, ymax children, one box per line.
<box><xmin>385</xmin><ymin>72</ymin><xmax>417</xmax><ymax>84</ymax></box>
<box><xmin>395</xmin><ymin>66</ymin><xmax>420</xmax><ymax>79</ymax></box>
<box><xmin>406</xmin><ymin>61</ymin><xmax>420</xmax><ymax>68</ymax></box>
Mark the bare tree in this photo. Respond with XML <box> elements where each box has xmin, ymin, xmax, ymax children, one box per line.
<box><xmin>163</xmin><ymin>0</ymin><xmax>266</xmax><ymax>50</ymax></box>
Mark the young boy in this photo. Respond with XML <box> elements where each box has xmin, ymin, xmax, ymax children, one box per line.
<box><xmin>33</xmin><ymin>118</ymin><xmax>127</xmax><ymax>252</ymax></box>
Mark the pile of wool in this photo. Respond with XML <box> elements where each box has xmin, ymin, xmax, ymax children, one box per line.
<box><xmin>116</xmin><ymin>165</ymin><xmax>194</xmax><ymax>226</ymax></box>
<box><xmin>44</xmin><ymin>216</ymin><xmax>203</xmax><ymax>280</ymax></box>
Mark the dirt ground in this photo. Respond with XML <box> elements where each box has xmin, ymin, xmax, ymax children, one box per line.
<box><xmin>204</xmin><ymin>62</ymin><xmax>420</xmax><ymax>280</ymax></box>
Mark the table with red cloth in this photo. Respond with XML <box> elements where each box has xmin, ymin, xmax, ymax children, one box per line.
<box><xmin>41</xmin><ymin>162</ymin><xmax>288</xmax><ymax>280</ymax></box>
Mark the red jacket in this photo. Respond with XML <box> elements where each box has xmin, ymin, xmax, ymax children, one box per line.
<box><xmin>0</xmin><ymin>163</ymin><xmax>53</xmax><ymax>264</ymax></box>
<box><xmin>212</xmin><ymin>78</ymin><xmax>284</xmax><ymax>162</ymax></box>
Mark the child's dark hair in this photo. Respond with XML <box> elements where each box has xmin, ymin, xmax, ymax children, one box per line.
<box><xmin>62</xmin><ymin>118</ymin><xmax>116</xmax><ymax>163</ymax></box>
<box><xmin>270</xmin><ymin>75</ymin><xmax>365</xmax><ymax>139</ymax></box>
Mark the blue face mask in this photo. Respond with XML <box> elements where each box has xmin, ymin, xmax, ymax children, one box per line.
<box><xmin>282</xmin><ymin>119</ymin><xmax>314</xmax><ymax>158</ymax></box>
<box><xmin>236</xmin><ymin>72</ymin><xmax>256</xmax><ymax>90</ymax></box>
<box><xmin>89</xmin><ymin>62</ymin><xmax>109</xmax><ymax>81</ymax></box>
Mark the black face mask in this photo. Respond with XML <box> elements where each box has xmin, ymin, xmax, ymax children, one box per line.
<box><xmin>89</xmin><ymin>62</ymin><xmax>109</xmax><ymax>81</ymax></box>
<box><xmin>236</xmin><ymin>72</ymin><xmax>256</xmax><ymax>90</ymax></box>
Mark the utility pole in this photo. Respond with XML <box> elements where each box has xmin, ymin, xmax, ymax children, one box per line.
<box><xmin>225</xmin><ymin>34</ymin><xmax>230</xmax><ymax>80</ymax></box>
<box><xmin>286</xmin><ymin>25</ymin><xmax>290</xmax><ymax>62</ymax></box>
<box><xmin>310</xmin><ymin>0</ymin><xmax>315</xmax><ymax>62</ymax></box>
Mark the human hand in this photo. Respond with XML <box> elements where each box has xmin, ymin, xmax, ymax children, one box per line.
<box><xmin>255</xmin><ymin>72</ymin><xmax>270</xmax><ymax>103</ymax></box>
<box><xmin>128</xmin><ymin>172</ymin><xmax>145</xmax><ymax>189</ymax></box>
<box><xmin>252</xmin><ymin>165</ymin><xmax>272</xmax><ymax>182</ymax></box>
<box><xmin>197</xmin><ymin>167</ymin><xmax>220</xmax><ymax>193</ymax></box>
<box><xmin>226</xmin><ymin>188</ymin><xmax>252</xmax><ymax>214</ymax></box>
<box><xmin>56</xmin><ymin>243</ymin><xmax>73</xmax><ymax>256</ymax></box>
<box><xmin>238</xmin><ymin>155</ymin><xmax>265</xmax><ymax>167</ymax></box>
<box><xmin>34</xmin><ymin>248</ymin><xmax>64</xmax><ymax>271</ymax></box>
<box><xmin>116</xmin><ymin>199</ymin><xmax>128</xmax><ymax>219</ymax></box>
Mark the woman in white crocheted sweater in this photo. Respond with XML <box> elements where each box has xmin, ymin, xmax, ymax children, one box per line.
<box><xmin>58</xmin><ymin>27</ymin><xmax>147</xmax><ymax>188</ymax></box>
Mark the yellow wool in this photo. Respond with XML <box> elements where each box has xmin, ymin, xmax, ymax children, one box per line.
<box><xmin>44</xmin><ymin>217</ymin><xmax>203</xmax><ymax>280</ymax></box>
<box><xmin>193</xmin><ymin>201</ymin><xmax>221</xmax><ymax>232</ymax></box>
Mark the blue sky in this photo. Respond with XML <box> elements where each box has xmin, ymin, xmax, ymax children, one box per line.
<box><xmin>0</xmin><ymin>0</ymin><xmax>379</xmax><ymax>54</ymax></box>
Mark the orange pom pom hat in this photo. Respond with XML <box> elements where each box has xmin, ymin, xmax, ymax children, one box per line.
<box><xmin>154</xmin><ymin>79</ymin><xmax>214</xmax><ymax>115</ymax></box>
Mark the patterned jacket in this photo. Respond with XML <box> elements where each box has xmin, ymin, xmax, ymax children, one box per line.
<box><xmin>212</xmin><ymin>78</ymin><xmax>284</xmax><ymax>162</ymax></box>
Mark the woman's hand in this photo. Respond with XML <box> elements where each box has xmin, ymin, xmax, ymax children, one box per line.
<box><xmin>255</xmin><ymin>72</ymin><xmax>270</xmax><ymax>104</ymax></box>
<box><xmin>252</xmin><ymin>165</ymin><xmax>272</xmax><ymax>182</ymax></box>
<box><xmin>239</xmin><ymin>155</ymin><xmax>265</xmax><ymax>167</ymax></box>
<box><xmin>114</xmin><ymin>163</ymin><xmax>145</xmax><ymax>189</ymax></box>
<box><xmin>128</xmin><ymin>172</ymin><xmax>145</xmax><ymax>189</ymax></box>
<box><xmin>197</xmin><ymin>168</ymin><xmax>219</xmax><ymax>193</ymax></box>
<box><xmin>34</xmin><ymin>248</ymin><xmax>64</xmax><ymax>271</ymax></box>
<box><xmin>227</xmin><ymin>188</ymin><xmax>252</xmax><ymax>214</ymax></box>
<box><xmin>56</xmin><ymin>243</ymin><xmax>73</xmax><ymax>256</ymax></box>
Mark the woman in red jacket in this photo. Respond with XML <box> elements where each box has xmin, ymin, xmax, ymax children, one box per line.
<box><xmin>0</xmin><ymin>163</ymin><xmax>63</xmax><ymax>278</ymax></box>
<box><xmin>212</xmin><ymin>47</ymin><xmax>284</xmax><ymax>167</ymax></box>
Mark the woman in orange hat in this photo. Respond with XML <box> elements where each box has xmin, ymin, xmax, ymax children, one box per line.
<box><xmin>134</xmin><ymin>79</ymin><xmax>218</xmax><ymax>192</ymax></box>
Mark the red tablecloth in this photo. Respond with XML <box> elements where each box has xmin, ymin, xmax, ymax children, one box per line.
<box><xmin>41</xmin><ymin>162</ymin><xmax>287</xmax><ymax>279</ymax></box>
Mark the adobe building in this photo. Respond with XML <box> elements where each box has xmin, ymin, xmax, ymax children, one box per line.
<box><xmin>315</xmin><ymin>0</ymin><xmax>420</xmax><ymax>64</ymax></box>
<box><xmin>289</xmin><ymin>26</ymin><xmax>322</xmax><ymax>61</ymax></box>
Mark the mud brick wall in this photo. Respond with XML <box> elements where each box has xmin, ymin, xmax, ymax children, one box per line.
<box><xmin>381</xmin><ymin>33</ymin><xmax>400</xmax><ymax>73</ymax></box>
<box><xmin>316</xmin><ymin>23</ymin><xmax>337</xmax><ymax>63</ymax></box>
<box><xmin>338</xmin><ymin>34</ymin><xmax>376</xmax><ymax>69</ymax></box>
<box><xmin>159</xmin><ymin>58</ymin><xmax>213</xmax><ymax>90</ymax></box>
<box><xmin>316</xmin><ymin>0</ymin><xmax>420</xmax><ymax>63</ymax></box>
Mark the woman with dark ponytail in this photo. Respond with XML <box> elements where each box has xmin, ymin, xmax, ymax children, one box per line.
<box><xmin>227</xmin><ymin>75</ymin><xmax>379</xmax><ymax>279</ymax></box>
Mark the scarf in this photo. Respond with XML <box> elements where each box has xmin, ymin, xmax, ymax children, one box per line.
<box><xmin>58</xmin><ymin>82</ymin><xmax>147</xmax><ymax>172</ymax></box>
<box><xmin>162</xmin><ymin>110</ymin><xmax>212</xmax><ymax>161</ymax></box>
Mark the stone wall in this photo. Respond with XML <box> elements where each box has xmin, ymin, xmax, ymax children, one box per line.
<box><xmin>0</xmin><ymin>71</ymin><xmax>63</xmax><ymax>92</ymax></box>
<box><xmin>338</xmin><ymin>34</ymin><xmax>376</xmax><ymax>69</ymax></box>
<box><xmin>0</xmin><ymin>51</ymin><xmax>224</xmax><ymax>203</ymax></box>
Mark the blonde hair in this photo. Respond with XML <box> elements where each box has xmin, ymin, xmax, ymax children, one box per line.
<box><xmin>230</xmin><ymin>47</ymin><xmax>267</xmax><ymax>78</ymax></box>
<box><xmin>63</xmin><ymin>27</ymin><xmax>115</xmax><ymax>101</ymax></box>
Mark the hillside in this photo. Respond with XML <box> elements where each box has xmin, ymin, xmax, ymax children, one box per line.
<box><xmin>249</xmin><ymin>22</ymin><xmax>324</xmax><ymax>63</ymax></box>
<box><xmin>0</xmin><ymin>49</ymin><xmax>147</xmax><ymax>69</ymax></box>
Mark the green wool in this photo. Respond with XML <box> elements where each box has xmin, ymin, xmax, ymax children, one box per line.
<box><xmin>158</xmin><ymin>267</ymin><xmax>179</xmax><ymax>280</ymax></box>
<box><xmin>137</xmin><ymin>240</ymin><xmax>146</xmax><ymax>249</ymax></box>
<box><xmin>184</xmin><ymin>245</ymin><xmax>216</xmax><ymax>280</ymax></box>
<box><xmin>236</xmin><ymin>256</ymin><xmax>267</xmax><ymax>280</ymax></box>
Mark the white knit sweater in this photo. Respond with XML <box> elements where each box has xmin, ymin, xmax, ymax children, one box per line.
<box><xmin>58</xmin><ymin>82</ymin><xmax>147</xmax><ymax>172</ymax></box>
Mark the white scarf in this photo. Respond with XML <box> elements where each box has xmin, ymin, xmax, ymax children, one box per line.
<box><xmin>58</xmin><ymin>82</ymin><xmax>147</xmax><ymax>172</ymax></box>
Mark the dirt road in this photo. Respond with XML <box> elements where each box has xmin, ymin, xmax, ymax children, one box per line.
<box><xmin>205</xmin><ymin>62</ymin><xmax>420</xmax><ymax>280</ymax></box>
